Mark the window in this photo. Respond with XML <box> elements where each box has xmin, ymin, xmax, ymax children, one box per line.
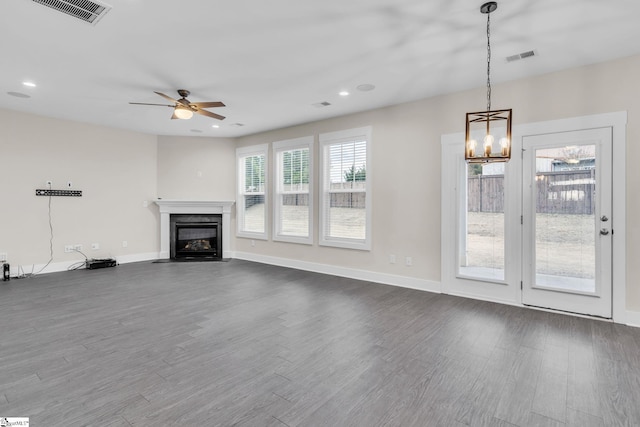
<box><xmin>237</xmin><ymin>144</ymin><xmax>268</xmax><ymax>239</ymax></box>
<box><xmin>273</xmin><ymin>136</ymin><xmax>313</xmax><ymax>244</ymax></box>
<box><xmin>319</xmin><ymin>127</ymin><xmax>372</xmax><ymax>250</ymax></box>
<box><xmin>459</xmin><ymin>162</ymin><xmax>505</xmax><ymax>281</ymax></box>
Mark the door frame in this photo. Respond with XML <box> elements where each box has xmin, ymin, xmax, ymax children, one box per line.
<box><xmin>441</xmin><ymin>111</ymin><xmax>627</xmax><ymax>323</ymax></box>
<box><xmin>521</xmin><ymin>127</ymin><xmax>612</xmax><ymax>318</ymax></box>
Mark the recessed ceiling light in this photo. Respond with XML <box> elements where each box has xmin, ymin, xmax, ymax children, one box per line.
<box><xmin>190</xmin><ymin>129</ymin><xmax>203</xmax><ymax>133</ymax></box>
<box><xmin>22</xmin><ymin>81</ymin><xmax>37</xmax><ymax>88</ymax></box>
<box><xmin>211</xmin><ymin>124</ymin><xmax>220</xmax><ymax>128</ymax></box>
<box><xmin>7</xmin><ymin>91</ymin><xmax>31</xmax><ymax>98</ymax></box>
<box><xmin>356</xmin><ymin>84</ymin><xmax>375</xmax><ymax>92</ymax></box>
<box><xmin>339</xmin><ymin>91</ymin><xmax>350</xmax><ymax>96</ymax></box>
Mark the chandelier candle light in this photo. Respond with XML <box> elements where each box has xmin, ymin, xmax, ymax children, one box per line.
<box><xmin>465</xmin><ymin>1</ymin><xmax>512</xmax><ymax>163</ymax></box>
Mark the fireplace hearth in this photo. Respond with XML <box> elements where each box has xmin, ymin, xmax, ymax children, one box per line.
<box><xmin>170</xmin><ymin>214</ymin><xmax>222</xmax><ymax>260</ymax></box>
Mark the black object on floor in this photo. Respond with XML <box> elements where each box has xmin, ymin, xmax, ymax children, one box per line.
<box><xmin>85</xmin><ymin>258</ymin><xmax>117</xmax><ymax>269</ymax></box>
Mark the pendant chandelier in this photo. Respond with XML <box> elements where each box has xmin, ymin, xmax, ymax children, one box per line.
<box><xmin>465</xmin><ymin>1</ymin><xmax>512</xmax><ymax>164</ymax></box>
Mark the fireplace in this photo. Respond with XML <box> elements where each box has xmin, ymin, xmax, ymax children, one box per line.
<box><xmin>155</xmin><ymin>200</ymin><xmax>234</xmax><ymax>260</ymax></box>
<box><xmin>170</xmin><ymin>214</ymin><xmax>222</xmax><ymax>260</ymax></box>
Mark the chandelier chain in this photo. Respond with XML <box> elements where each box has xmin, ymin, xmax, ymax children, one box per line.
<box><xmin>486</xmin><ymin>10</ymin><xmax>491</xmax><ymax>112</ymax></box>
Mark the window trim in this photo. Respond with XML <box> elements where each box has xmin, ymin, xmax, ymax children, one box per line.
<box><xmin>272</xmin><ymin>136</ymin><xmax>314</xmax><ymax>245</ymax></box>
<box><xmin>236</xmin><ymin>144</ymin><xmax>269</xmax><ymax>240</ymax></box>
<box><xmin>319</xmin><ymin>126</ymin><xmax>372</xmax><ymax>250</ymax></box>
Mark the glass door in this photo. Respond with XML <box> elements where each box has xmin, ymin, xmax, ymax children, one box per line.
<box><xmin>522</xmin><ymin>128</ymin><xmax>612</xmax><ymax>318</ymax></box>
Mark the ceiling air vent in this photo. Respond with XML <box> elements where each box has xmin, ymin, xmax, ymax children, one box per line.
<box><xmin>31</xmin><ymin>0</ymin><xmax>112</xmax><ymax>25</ymax></box>
<box><xmin>506</xmin><ymin>50</ymin><xmax>536</xmax><ymax>63</ymax></box>
<box><xmin>312</xmin><ymin>101</ymin><xmax>332</xmax><ymax>108</ymax></box>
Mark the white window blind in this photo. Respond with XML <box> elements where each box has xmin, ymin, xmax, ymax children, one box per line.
<box><xmin>273</xmin><ymin>137</ymin><xmax>313</xmax><ymax>244</ymax></box>
<box><xmin>319</xmin><ymin>127</ymin><xmax>372</xmax><ymax>250</ymax></box>
<box><xmin>237</xmin><ymin>144</ymin><xmax>268</xmax><ymax>239</ymax></box>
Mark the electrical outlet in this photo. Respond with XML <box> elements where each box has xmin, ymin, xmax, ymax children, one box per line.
<box><xmin>74</xmin><ymin>244</ymin><xmax>83</xmax><ymax>252</ymax></box>
<box><xmin>389</xmin><ymin>254</ymin><xmax>396</xmax><ymax>264</ymax></box>
<box><xmin>122</xmin><ymin>241</ymin><xmax>128</xmax><ymax>248</ymax></box>
<box><xmin>251</xmin><ymin>240</ymin><xmax>255</xmax><ymax>247</ymax></box>
<box><xmin>64</xmin><ymin>245</ymin><xmax>73</xmax><ymax>253</ymax></box>
<box><xmin>0</xmin><ymin>253</ymin><xmax>7</xmax><ymax>262</ymax></box>
<box><xmin>405</xmin><ymin>256</ymin><xmax>413</xmax><ymax>266</ymax></box>
<box><xmin>91</xmin><ymin>243</ymin><xmax>100</xmax><ymax>250</ymax></box>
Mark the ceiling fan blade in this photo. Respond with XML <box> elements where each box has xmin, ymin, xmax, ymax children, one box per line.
<box><xmin>191</xmin><ymin>101</ymin><xmax>225</xmax><ymax>109</ymax></box>
<box><xmin>195</xmin><ymin>109</ymin><xmax>225</xmax><ymax>120</ymax></box>
<box><xmin>129</xmin><ymin>102</ymin><xmax>174</xmax><ymax>107</ymax></box>
<box><xmin>155</xmin><ymin>91</ymin><xmax>178</xmax><ymax>103</ymax></box>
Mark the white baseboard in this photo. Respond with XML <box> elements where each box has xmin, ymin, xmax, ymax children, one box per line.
<box><xmin>8</xmin><ymin>252</ymin><xmax>160</xmax><ymax>277</ymax></box>
<box><xmin>234</xmin><ymin>251</ymin><xmax>441</xmax><ymax>293</ymax></box>
<box><xmin>115</xmin><ymin>252</ymin><xmax>160</xmax><ymax>265</ymax></box>
<box><xmin>625</xmin><ymin>310</ymin><xmax>640</xmax><ymax>328</ymax></box>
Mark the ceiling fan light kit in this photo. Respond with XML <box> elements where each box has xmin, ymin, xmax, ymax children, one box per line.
<box><xmin>173</xmin><ymin>106</ymin><xmax>194</xmax><ymax>120</ymax></box>
<box><xmin>465</xmin><ymin>1</ymin><xmax>512</xmax><ymax>164</ymax></box>
<box><xmin>130</xmin><ymin>89</ymin><xmax>226</xmax><ymax>122</ymax></box>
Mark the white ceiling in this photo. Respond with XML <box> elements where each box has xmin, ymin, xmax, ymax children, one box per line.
<box><xmin>1</xmin><ymin>0</ymin><xmax>639</xmax><ymax>138</ymax></box>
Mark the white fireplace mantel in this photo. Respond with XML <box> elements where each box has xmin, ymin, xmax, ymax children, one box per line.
<box><xmin>155</xmin><ymin>200</ymin><xmax>234</xmax><ymax>259</ymax></box>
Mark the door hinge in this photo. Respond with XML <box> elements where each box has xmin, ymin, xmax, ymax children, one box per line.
<box><xmin>520</xmin><ymin>281</ymin><xmax>523</xmax><ymax>290</ymax></box>
<box><xmin>521</xmin><ymin>215</ymin><xmax>523</xmax><ymax>225</ymax></box>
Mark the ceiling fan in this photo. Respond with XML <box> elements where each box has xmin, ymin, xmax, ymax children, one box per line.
<box><xmin>129</xmin><ymin>89</ymin><xmax>225</xmax><ymax>120</ymax></box>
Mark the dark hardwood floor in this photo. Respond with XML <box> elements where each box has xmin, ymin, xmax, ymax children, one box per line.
<box><xmin>1</xmin><ymin>260</ymin><xmax>639</xmax><ymax>426</ymax></box>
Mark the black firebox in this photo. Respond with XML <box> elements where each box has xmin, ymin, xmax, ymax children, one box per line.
<box><xmin>170</xmin><ymin>214</ymin><xmax>222</xmax><ymax>260</ymax></box>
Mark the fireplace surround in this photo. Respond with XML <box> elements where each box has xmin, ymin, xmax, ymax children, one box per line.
<box><xmin>155</xmin><ymin>200</ymin><xmax>234</xmax><ymax>260</ymax></box>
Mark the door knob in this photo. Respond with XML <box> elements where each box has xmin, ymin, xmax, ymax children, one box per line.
<box><xmin>601</xmin><ymin>215</ymin><xmax>609</xmax><ymax>222</ymax></box>
<box><xmin>600</xmin><ymin>228</ymin><xmax>610</xmax><ymax>236</ymax></box>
